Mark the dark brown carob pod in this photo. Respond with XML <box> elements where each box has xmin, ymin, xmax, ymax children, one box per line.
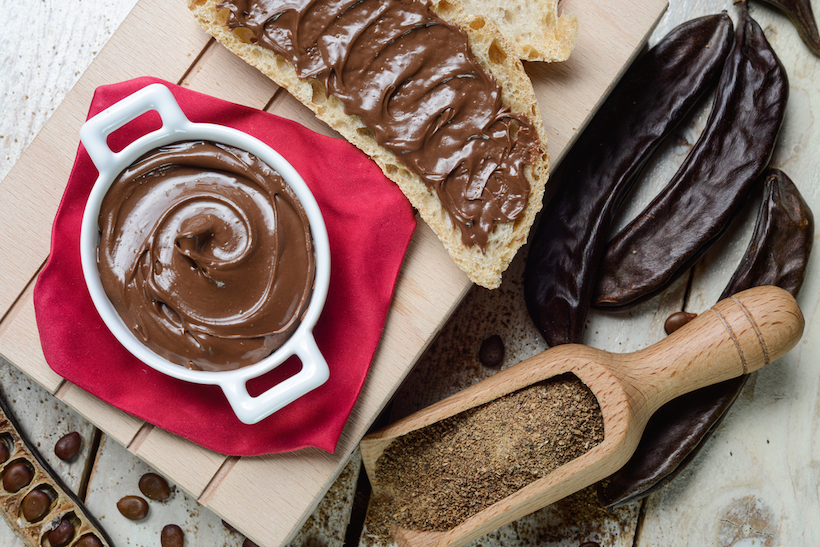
<box><xmin>599</xmin><ymin>168</ymin><xmax>814</xmax><ymax>507</ymax></box>
<box><xmin>523</xmin><ymin>13</ymin><xmax>734</xmax><ymax>346</ymax></box>
<box><xmin>756</xmin><ymin>0</ymin><xmax>820</xmax><ymax>56</ymax></box>
<box><xmin>720</xmin><ymin>169</ymin><xmax>814</xmax><ymax>297</ymax></box>
<box><xmin>594</xmin><ymin>2</ymin><xmax>789</xmax><ymax>308</ymax></box>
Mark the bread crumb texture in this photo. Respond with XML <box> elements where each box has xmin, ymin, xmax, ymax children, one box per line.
<box><xmin>460</xmin><ymin>0</ymin><xmax>578</xmax><ymax>62</ymax></box>
<box><xmin>185</xmin><ymin>0</ymin><xmax>551</xmax><ymax>289</ymax></box>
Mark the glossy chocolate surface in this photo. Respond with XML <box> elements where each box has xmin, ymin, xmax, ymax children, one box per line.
<box><xmin>98</xmin><ymin>141</ymin><xmax>315</xmax><ymax>371</ymax></box>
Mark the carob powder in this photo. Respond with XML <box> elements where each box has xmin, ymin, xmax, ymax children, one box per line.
<box><xmin>370</xmin><ymin>374</ymin><xmax>604</xmax><ymax>533</ymax></box>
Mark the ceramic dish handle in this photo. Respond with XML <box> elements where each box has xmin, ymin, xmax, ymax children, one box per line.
<box><xmin>79</xmin><ymin>84</ymin><xmax>191</xmax><ymax>174</ymax></box>
<box><xmin>220</xmin><ymin>332</ymin><xmax>331</xmax><ymax>425</ymax></box>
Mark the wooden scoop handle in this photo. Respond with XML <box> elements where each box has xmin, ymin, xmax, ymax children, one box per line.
<box><xmin>620</xmin><ymin>285</ymin><xmax>804</xmax><ymax>414</ymax></box>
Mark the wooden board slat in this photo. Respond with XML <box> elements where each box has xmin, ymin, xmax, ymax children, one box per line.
<box><xmin>0</xmin><ymin>0</ymin><xmax>669</xmax><ymax>546</ymax></box>
<box><xmin>0</xmin><ymin>289</ymin><xmax>64</xmax><ymax>393</ymax></box>
<box><xmin>206</xmin><ymin>448</ymin><xmax>342</xmax><ymax>546</ymax></box>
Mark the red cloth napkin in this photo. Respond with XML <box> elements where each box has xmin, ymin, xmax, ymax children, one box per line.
<box><xmin>33</xmin><ymin>77</ymin><xmax>416</xmax><ymax>455</ymax></box>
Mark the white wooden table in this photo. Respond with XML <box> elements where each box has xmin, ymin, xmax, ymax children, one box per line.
<box><xmin>2</xmin><ymin>0</ymin><xmax>819</xmax><ymax>546</ymax></box>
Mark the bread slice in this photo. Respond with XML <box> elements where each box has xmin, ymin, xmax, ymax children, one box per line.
<box><xmin>460</xmin><ymin>0</ymin><xmax>578</xmax><ymax>62</ymax></box>
<box><xmin>185</xmin><ymin>0</ymin><xmax>550</xmax><ymax>289</ymax></box>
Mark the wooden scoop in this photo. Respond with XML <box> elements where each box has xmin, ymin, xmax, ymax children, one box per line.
<box><xmin>360</xmin><ymin>285</ymin><xmax>804</xmax><ymax>547</ymax></box>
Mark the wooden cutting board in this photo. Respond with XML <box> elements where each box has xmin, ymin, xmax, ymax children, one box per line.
<box><xmin>0</xmin><ymin>0</ymin><xmax>666</xmax><ymax>545</ymax></box>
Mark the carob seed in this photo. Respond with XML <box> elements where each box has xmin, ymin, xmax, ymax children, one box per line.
<box><xmin>117</xmin><ymin>495</ymin><xmax>149</xmax><ymax>520</ymax></box>
<box><xmin>21</xmin><ymin>488</ymin><xmax>52</xmax><ymax>522</ymax></box>
<box><xmin>54</xmin><ymin>431</ymin><xmax>82</xmax><ymax>462</ymax></box>
<box><xmin>161</xmin><ymin>524</ymin><xmax>185</xmax><ymax>547</ymax></box>
<box><xmin>48</xmin><ymin>517</ymin><xmax>75</xmax><ymax>547</ymax></box>
<box><xmin>0</xmin><ymin>441</ymin><xmax>9</xmax><ymax>463</ymax></box>
<box><xmin>76</xmin><ymin>535</ymin><xmax>104</xmax><ymax>547</ymax></box>
<box><xmin>2</xmin><ymin>461</ymin><xmax>33</xmax><ymax>492</ymax></box>
<box><xmin>243</xmin><ymin>539</ymin><xmax>260</xmax><ymax>547</ymax></box>
<box><xmin>664</xmin><ymin>311</ymin><xmax>697</xmax><ymax>334</ymax></box>
<box><xmin>478</xmin><ymin>334</ymin><xmax>505</xmax><ymax>368</ymax></box>
<box><xmin>139</xmin><ymin>472</ymin><xmax>171</xmax><ymax>501</ymax></box>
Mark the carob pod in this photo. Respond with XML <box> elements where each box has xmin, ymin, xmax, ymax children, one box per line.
<box><xmin>599</xmin><ymin>168</ymin><xmax>814</xmax><ymax>507</ymax></box>
<box><xmin>756</xmin><ymin>0</ymin><xmax>820</xmax><ymax>57</ymax></box>
<box><xmin>719</xmin><ymin>169</ymin><xmax>813</xmax><ymax>296</ymax></box>
<box><xmin>0</xmin><ymin>391</ymin><xmax>113</xmax><ymax>547</ymax></box>
<box><xmin>523</xmin><ymin>13</ymin><xmax>734</xmax><ymax>346</ymax></box>
<box><xmin>593</xmin><ymin>2</ymin><xmax>789</xmax><ymax>308</ymax></box>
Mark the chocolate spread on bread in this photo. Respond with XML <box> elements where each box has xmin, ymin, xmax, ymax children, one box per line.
<box><xmin>97</xmin><ymin>141</ymin><xmax>315</xmax><ymax>372</ymax></box>
<box><xmin>218</xmin><ymin>0</ymin><xmax>540</xmax><ymax>250</ymax></box>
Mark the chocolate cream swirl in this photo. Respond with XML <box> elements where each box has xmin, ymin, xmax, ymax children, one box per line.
<box><xmin>218</xmin><ymin>0</ymin><xmax>540</xmax><ymax>250</ymax></box>
<box><xmin>97</xmin><ymin>141</ymin><xmax>315</xmax><ymax>372</ymax></box>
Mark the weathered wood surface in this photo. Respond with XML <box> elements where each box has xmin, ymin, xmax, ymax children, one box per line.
<box><xmin>3</xmin><ymin>0</ymin><xmax>818</xmax><ymax>546</ymax></box>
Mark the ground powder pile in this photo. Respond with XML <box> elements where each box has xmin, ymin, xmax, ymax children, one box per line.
<box><xmin>369</xmin><ymin>373</ymin><xmax>604</xmax><ymax>533</ymax></box>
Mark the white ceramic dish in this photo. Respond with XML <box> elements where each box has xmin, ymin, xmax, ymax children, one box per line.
<box><xmin>79</xmin><ymin>83</ymin><xmax>331</xmax><ymax>425</ymax></box>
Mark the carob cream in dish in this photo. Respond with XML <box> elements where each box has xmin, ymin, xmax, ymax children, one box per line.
<box><xmin>97</xmin><ymin>140</ymin><xmax>316</xmax><ymax>372</ymax></box>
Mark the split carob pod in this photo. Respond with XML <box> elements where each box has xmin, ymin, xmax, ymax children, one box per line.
<box><xmin>599</xmin><ymin>167</ymin><xmax>814</xmax><ymax>507</ymax></box>
<box><xmin>360</xmin><ymin>286</ymin><xmax>803</xmax><ymax>547</ymax></box>
<box><xmin>593</xmin><ymin>2</ymin><xmax>789</xmax><ymax>308</ymax></box>
<box><xmin>756</xmin><ymin>0</ymin><xmax>820</xmax><ymax>57</ymax></box>
<box><xmin>0</xmin><ymin>391</ymin><xmax>112</xmax><ymax>547</ymax></box>
<box><xmin>523</xmin><ymin>13</ymin><xmax>734</xmax><ymax>347</ymax></box>
<box><xmin>718</xmin><ymin>168</ymin><xmax>813</xmax><ymax>298</ymax></box>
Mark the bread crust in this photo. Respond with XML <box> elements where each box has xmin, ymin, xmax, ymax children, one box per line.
<box><xmin>186</xmin><ymin>0</ymin><xmax>550</xmax><ymax>289</ymax></box>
